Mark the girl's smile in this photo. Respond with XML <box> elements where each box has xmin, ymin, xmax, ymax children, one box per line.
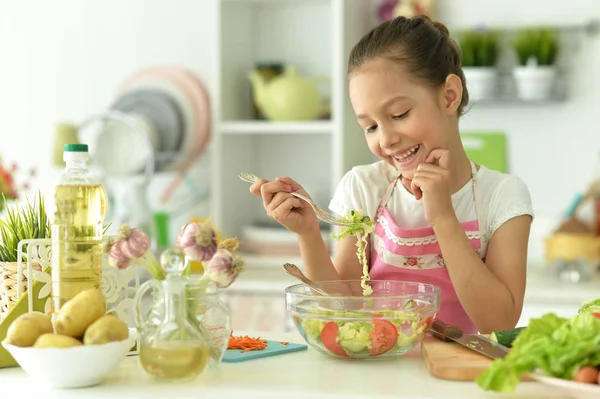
<box><xmin>389</xmin><ymin>143</ymin><xmax>421</xmax><ymax>168</ymax></box>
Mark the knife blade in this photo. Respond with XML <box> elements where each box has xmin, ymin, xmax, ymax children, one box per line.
<box><xmin>429</xmin><ymin>318</ymin><xmax>509</xmax><ymax>359</ymax></box>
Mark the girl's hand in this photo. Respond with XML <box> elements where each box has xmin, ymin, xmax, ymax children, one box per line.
<box><xmin>401</xmin><ymin>149</ymin><xmax>456</xmax><ymax>226</ymax></box>
<box><xmin>249</xmin><ymin>176</ymin><xmax>320</xmax><ymax>236</ymax></box>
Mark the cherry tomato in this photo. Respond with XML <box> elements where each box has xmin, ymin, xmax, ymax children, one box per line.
<box><xmin>591</xmin><ymin>312</ymin><xmax>600</xmax><ymax>320</ymax></box>
<box><xmin>369</xmin><ymin>320</ymin><xmax>398</xmax><ymax>356</ymax></box>
<box><xmin>573</xmin><ymin>366</ymin><xmax>598</xmax><ymax>384</ymax></box>
<box><xmin>418</xmin><ymin>316</ymin><xmax>434</xmax><ymax>333</ymax></box>
<box><xmin>320</xmin><ymin>322</ymin><xmax>348</xmax><ymax>357</ymax></box>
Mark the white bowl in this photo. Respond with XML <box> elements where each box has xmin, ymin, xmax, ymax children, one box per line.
<box><xmin>2</xmin><ymin>330</ymin><xmax>138</xmax><ymax>389</ymax></box>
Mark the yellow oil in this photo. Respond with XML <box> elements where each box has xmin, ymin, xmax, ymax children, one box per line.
<box><xmin>139</xmin><ymin>343</ymin><xmax>210</xmax><ymax>381</ymax></box>
<box><xmin>51</xmin><ymin>184</ymin><xmax>108</xmax><ymax>312</ymax></box>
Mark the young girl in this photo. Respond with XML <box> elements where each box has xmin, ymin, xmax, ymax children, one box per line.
<box><xmin>249</xmin><ymin>16</ymin><xmax>533</xmax><ymax>334</ymax></box>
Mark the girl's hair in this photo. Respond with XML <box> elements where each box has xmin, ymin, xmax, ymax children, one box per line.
<box><xmin>348</xmin><ymin>15</ymin><xmax>469</xmax><ymax>116</ymax></box>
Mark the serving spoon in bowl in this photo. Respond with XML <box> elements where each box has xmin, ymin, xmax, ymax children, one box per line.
<box><xmin>283</xmin><ymin>263</ymin><xmax>347</xmax><ymax>310</ymax></box>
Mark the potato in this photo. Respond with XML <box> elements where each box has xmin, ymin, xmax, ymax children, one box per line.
<box><xmin>54</xmin><ymin>288</ymin><xmax>106</xmax><ymax>338</ymax></box>
<box><xmin>83</xmin><ymin>314</ymin><xmax>129</xmax><ymax>345</ymax></box>
<box><xmin>5</xmin><ymin>312</ymin><xmax>54</xmax><ymax>347</ymax></box>
<box><xmin>34</xmin><ymin>333</ymin><xmax>82</xmax><ymax>348</ymax></box>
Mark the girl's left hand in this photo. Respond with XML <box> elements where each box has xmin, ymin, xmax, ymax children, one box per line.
<box><xmin>401</xmin><ymin>149</ymin><xmax>455</xmax><ymax>226</ymax></box>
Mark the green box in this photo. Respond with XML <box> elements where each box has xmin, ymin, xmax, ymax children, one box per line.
<box><xmin>461</xmin><ymin>132</ymin><xmax>508</xmax><ymax>173</ymax></box>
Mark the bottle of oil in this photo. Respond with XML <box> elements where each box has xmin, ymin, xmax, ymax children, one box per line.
<box><xmin>51</xmin><ymin>144</ymin><xmax>108</xmax><ymax>313</ymax></box>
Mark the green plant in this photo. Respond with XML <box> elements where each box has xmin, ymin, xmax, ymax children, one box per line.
<box><xmin>0</xmin><ymin>191</ymin><xmax>112</xmax><ymax>262</ymax></box>
<box><xmin>513</xmin><ymin>27</ymin><xmax>559</xmax><ymax>66</ymax></box>
<box><xmin>0</xmin><ymin>191</ymin><xmax>50</xmax><ymax>262</ymax></box>
<box><xmin>458</xmin><ymin>29</ymin><xmax>500</xmax><ymax>67</ymax></box>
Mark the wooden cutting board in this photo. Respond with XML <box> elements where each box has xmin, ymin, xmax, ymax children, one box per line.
<box><xmin>421</xmin><ymin>336</ymin><xmax>493</xmax><ymax>381</ymax></box>
<box><xmin>421</xmin><ymin>336</ymin><xmax>533</xmax><ymax>382</ymax></box>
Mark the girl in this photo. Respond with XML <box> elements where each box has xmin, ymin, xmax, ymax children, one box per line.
<box><xmin>249</xmin><ymin>16</ymin><xmax>533</xmax><ymax>334</ymax></box>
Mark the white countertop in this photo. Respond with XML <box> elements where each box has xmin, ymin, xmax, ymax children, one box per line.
<box><xmin>0</xmin><ymin>331</ymin><xmax>566</xmax><ymax>399</ymax></box>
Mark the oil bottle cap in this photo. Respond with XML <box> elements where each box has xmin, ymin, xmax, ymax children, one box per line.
<box><xmin>64</xmin><ymin>143</ymin><xmax>88</xmax><ymax>152</ymax></box>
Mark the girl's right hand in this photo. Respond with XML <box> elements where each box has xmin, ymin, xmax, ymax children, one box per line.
<box><xmin>249</xmin><ymin>176</ymin><xmax>320</xmax><ymax>236</ymax></box>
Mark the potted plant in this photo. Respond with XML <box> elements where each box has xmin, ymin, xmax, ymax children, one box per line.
<box><xmin>0</xmin><ymin>192</ymin><xmax>50</xmax><ymax>319</ymax></box>
<box><xmin>512</xmin><ymin>27</ymin><xmax>560</xmax><ymax>100</ymax></box>
<box><xmin>458</xmin><ymin>29</ymin><xmax>501</xmax><ymax>102</ymax></box>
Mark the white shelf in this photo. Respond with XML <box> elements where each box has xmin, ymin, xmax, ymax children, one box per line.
<box><xmin>211</xmin><ymin>0</ymin><xmax>377</xmax><ymax>240</ymax></box>
<box><xmin>220</xmin><ymin>120</ymin><xmax>333</xmax><ymax>135</ymax></box>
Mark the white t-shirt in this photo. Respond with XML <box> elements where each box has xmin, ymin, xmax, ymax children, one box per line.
<box><xmin>329</xmin><ymin>160</ymin><xmax>534</xmax><ymax>257</ymax></box>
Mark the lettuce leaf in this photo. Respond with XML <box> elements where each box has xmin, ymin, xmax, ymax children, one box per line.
<box><xmin>476</xmin><ymin>312</ymin><xmax>600</xmax><ymax>393</ymax></box>
<box><xmin>330</xmin><ymin>210</ymin><xmax>375</xmax><ymax>295</ymax></box>
<box><xmin>578</xmin><ymin>298</ymin><xmax>600</xmax><ymax>315</ymax></box>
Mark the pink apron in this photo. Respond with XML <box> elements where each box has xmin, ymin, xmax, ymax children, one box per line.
<box><xmin>369</xmin><ymin>161</ymin><xmax>482</xmax><ymax>334</ymax></box>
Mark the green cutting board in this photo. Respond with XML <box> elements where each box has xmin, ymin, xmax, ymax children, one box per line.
<box><xmin>460</xmin><ymin>132</ymin><xmax>507</xmax><ymax>173</ymax></box>
<box><xmin>223</xmin><ymin>340</ymin><xmax>307</xmax><ymax>362</ymax></box>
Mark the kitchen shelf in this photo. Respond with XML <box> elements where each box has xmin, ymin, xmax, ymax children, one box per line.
<box><xmin>220</xmin><ymin>120</ymin><xmax>333</xmax><ymax>135</ymax></box>
<box><xmin>211</xmin><ymin>0</ymin><xmax>375</xmax><ymax>239</ymax></box>
<box><xmin>451</xmin><ymin>19</ymin><xmax>600</xmax><ymax>37</ymax></box>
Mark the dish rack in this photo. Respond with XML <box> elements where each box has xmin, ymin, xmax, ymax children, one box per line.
<box><xmin>0</xmin><ymin>237</ymin><xmax>141</xmax><ymax>357</ymax></box>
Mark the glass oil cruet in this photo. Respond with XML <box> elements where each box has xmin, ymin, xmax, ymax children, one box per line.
<box><xmin>134</xmin><ymin>247</ymin><xmax>211</xmax><ymax>382</ymax></box>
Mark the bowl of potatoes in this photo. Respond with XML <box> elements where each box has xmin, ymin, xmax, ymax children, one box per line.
<box><xmin>2</xmin><ymin>288</ymin><xmax>137</xmax><ymax>389</ymax></box>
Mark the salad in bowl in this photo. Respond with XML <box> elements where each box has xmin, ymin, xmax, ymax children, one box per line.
<box><xmin>285</xmin><ymin>279</ymin><xmax>440</xmax><ymax>359</ymax></box>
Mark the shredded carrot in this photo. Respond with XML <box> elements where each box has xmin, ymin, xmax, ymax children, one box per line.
<box><xmin>228</xmin><ymin>332</ymin><xmax>267</xmax><ymax>352</ymax></box>
<box><xmin>280</xmin><ymin>341</ymin><xmax>289</xmax><ymax>345</ymax></box>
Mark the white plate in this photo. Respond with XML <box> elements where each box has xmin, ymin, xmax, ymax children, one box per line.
<box><xmin>530</xmin><ymin>373</ymin><xmax>600</xmax><ymax>399</ymax></box>
<box><xmin>117</xmin><ymin>79</ymin><xmax>196</xmax><ymax>172</ymax></box>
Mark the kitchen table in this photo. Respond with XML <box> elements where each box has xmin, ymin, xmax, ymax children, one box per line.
<box><xmin>0</xmin><ymin>331</ymin><xmax>568</xmax><ymax>399</ymax></box>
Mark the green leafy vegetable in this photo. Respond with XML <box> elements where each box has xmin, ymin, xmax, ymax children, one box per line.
<box><xmin>476</xmin><ymin>312</ymin><xmax>600</xmax><ymax>393</ymax></box>
<box><xmin>578</xmin><ymin>298</ymin><xmax>600</xmax><ymax>315</ymax></box>
<box><xmin>330</xmin><ymin>210</ymin><xmax>375</xmax><ymax>295</ymax></box>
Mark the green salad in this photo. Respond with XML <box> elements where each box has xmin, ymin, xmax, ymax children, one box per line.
<box><xmin>330</xmin><ymin>210</ymin><xmax>375</xmax><ymax>296</ymax></box>
<box><xmin>298</xmin><ymin>305</ymin><xmax>433</xmax><ymax>357</ymax></box>
<box><xmin>476</xmin><ymin>299</ymin><xmax>600</xmax><ymax>393</ymax></box>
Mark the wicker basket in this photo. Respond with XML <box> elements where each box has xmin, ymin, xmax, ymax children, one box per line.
<box><xmin>0</xmin><ymin>261</ymin><xmax>42</xmax><ymax>321</ymax></box>
<box><xmin>545</xmin><ymin>232</ymin><xmax>600</xmax><ymax>262</ymax></box>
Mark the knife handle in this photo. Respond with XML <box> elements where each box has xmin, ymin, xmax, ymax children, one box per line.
<box><xmin>429</xmin><ymin>318</ymin><xmax>463</xmax><ymax>341</ymax></box>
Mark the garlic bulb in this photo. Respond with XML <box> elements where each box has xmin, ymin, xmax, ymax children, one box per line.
<box><xmin>118</xmin><ymin>225</ymin><xmax>151</xmax><ymax>259</ymax></box>
<box><xmin>106</xmin><ymin>240</ymin><xmax>131</xmax><ymax>270</ymax></box>
<box><xmin>206</xmin><ymin>249</ymin><xmax>240</xmax><ymax>288</ymax></box>
<box><xmin>176</xmin><ymin>222</ymin><xmax>218</xmax><ymax>262</ymax></box>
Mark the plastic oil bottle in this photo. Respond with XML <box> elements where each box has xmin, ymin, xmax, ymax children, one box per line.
<box><xmin>51</xmin><ymin>144</ymin><xmax>108</xmax><ymax>312</ymax></box>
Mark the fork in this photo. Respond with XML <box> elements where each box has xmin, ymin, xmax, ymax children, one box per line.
<box><xmin>239</xmin><ymin>172</ymin><xmax>352</xmax><ymax>227</ymax></box>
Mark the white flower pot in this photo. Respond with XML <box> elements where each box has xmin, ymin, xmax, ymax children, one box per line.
<box><xmin>513</xmin><ymin>66</ymin><xmax>556</xmax><ymax>101</ymax></box>
<box><xmin>462</xmin><ymin>67</ymin><xmax>498</xmax><ymax>101</ymax></box>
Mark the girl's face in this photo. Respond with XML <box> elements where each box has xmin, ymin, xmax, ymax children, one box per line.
<box><xmin>349</xmin><ymin>57</ymin><xmax>461</xmax><ymax>180</ymax></box>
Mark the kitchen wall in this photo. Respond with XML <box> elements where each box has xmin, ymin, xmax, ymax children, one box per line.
<box><xmin>0</xmin><ymin>0</ymin><xmax>217</xmax><ymax>209</ymax></box>
<box><xmin>436</xmin><ymin>0</ymin><xmax>600</xmax><ymax>261</ymax></box>
<box><xmin>1</xmin><ymin>0</ymin><xmax>599</xmax><ymax>262</ymax></box>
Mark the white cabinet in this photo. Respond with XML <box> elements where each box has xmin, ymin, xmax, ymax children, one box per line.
<box><xmin>209</xmin><ymin>0</ymin><xmax>377</xmax><ymax>267</ymax></box>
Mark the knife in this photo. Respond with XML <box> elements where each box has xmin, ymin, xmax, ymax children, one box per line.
<box><xmin>429</xmin><ymin>318</ymin><xmax>509</xmax><ymax>359</ymax></box>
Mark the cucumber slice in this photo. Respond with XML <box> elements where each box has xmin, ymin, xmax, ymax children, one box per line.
<box><xmin>489</xmin><ymin>327</ymin><xmax>526</xmax><ymax>348</ymax></box>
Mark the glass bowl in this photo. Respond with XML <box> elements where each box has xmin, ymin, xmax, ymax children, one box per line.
<box><xmin>285</xmin><ymin>280</ymin><xmax>440</xmax><ymax>359</ymax></box>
